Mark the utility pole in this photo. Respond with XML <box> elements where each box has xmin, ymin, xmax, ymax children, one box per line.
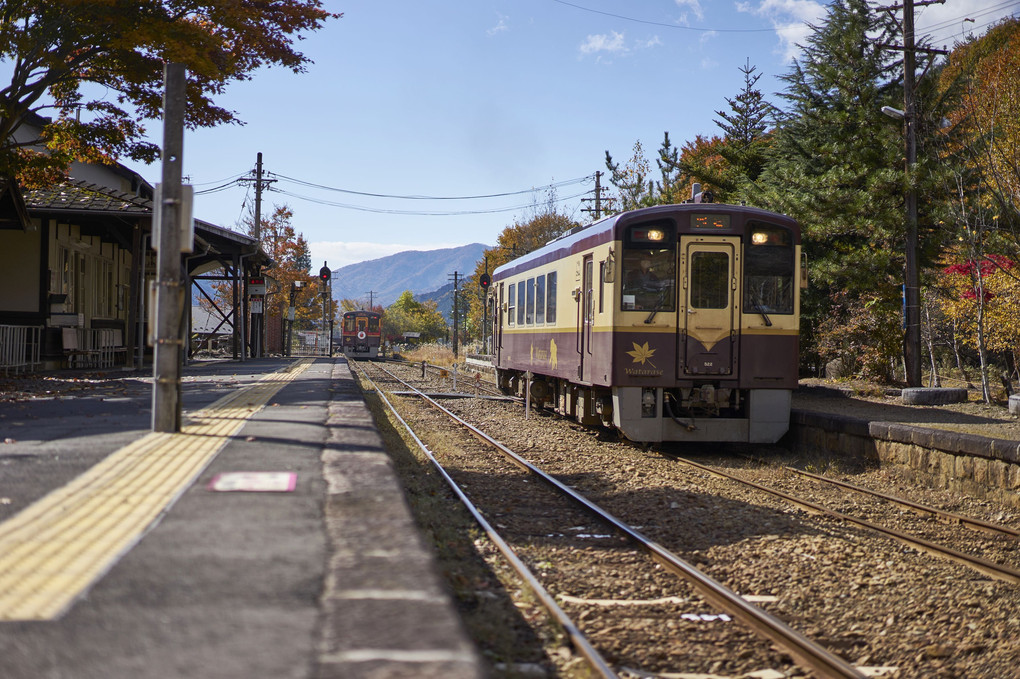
<box><xmin>449</xmin><ymin>271</ymin><xmax>459</xmax><ymax>358</ymax></box>
<box><xmin>581</xmin><ymin>171</ymin><xmax>614</xmax><ymax>221</ymax></box>
<box><xmin>152</xmin><ymin>63</ymin><xmax>187</xmax><ymax>433</ymax></box>
<box><xmin>237</xmin><ymin>153</ymin><xmax>276</xmax><ymax>358</ymax></box>
<box><xmin>319</xmin><ymin>262</ymin><xmax>332</xmax><ymax>355</ymax></box>
<box><xmin>903</xmin><ymin>0</ymin><xmax>921</xmax><ymax>388</ymax></box>
<box><xmin>481</xmin><ymin>256</ymin><xmax>490</xmax><ymax>354</ymax></box>
<box><xmin>882</xmin><ymin>0</ymin><xmax>946</xmax><ymax>387</ymax></box>
<box><xmin>366</xmin><ymin>290</ymin><xmax>376</xmax><ymax>309</ymax></box>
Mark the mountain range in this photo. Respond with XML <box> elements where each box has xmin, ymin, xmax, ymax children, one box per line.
<box><xmin>329</xmin><ymin>243</ymin><xmax>490</xmax><ymax>311</ymax></box>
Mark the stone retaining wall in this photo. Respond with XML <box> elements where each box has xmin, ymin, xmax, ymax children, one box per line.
<box><xmin>789</xmin><ymin>410</ymin><xmax>1020</xmax><ymax>508</ymax></box>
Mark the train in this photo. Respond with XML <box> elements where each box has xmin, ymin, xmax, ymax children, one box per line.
<box><xmin>489</xmin><ymin>198</ymin><xmax>802</xmax><ymax>444</ymax></box>
<box><xmin>340</xmin><ymin>310</ymin><xmax>383</xmax><ymax>360</ymax></box>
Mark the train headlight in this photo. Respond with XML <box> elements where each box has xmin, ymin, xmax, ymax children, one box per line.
<box><xmin>646</xmin><ymin>229</ymin><xmax>666</xmax><ymax>242</ymax></box>
<box><xmin>751</xmin><ymin>231</ymin><xmax>769</xmax><ymax>245</ymax></box>
<box><xmin>641</xmin><ymin>388</ymin><xmax>657</xmax><ymax>418</ymax></box>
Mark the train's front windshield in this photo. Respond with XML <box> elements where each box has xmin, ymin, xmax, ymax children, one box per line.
<box><xmin>743</xmin><ymin>222</ymin><xmax>794</xmax><ymax>314</ymax></box>
<box><xmin>622</xmin><ymin>248</ymin><xmax>675</xmax><ymax>312</ymax></box>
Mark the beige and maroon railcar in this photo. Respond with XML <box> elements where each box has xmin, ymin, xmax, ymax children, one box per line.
<box><xmin>490</xmin><ymin>202</ymin><xmax>801</xmax><ymax>443</ymax></box>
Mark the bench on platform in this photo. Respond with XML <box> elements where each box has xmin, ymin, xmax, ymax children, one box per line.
<box><xmin>61</xmin><ymin>327</ymin><xmax>100</xmax><ymax>369</ymax></box>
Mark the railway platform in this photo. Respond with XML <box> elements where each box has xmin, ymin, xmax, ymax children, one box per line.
<box><xmin>0</xmin><ymin>357</ymin><xmax>484</xmax><ymax>679</ymax></box>
<box><xmin>790</xmin><ymin>384</ymin><xmax>1020</xmax><ymax>508</ymax></box>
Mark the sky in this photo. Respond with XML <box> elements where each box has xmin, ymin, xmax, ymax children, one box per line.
<box><xmin>43</xmin><ymin>1</ymin><xmax>1020</xmax><ymax>269</ymax></box>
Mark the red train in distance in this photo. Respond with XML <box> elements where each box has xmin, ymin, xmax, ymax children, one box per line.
<box><xmin>341</xmin><ymin>310</ymin><xmax>382</xmax><ymax>360</ymax></box>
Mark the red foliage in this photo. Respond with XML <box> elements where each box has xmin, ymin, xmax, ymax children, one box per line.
<box><xmin>943</xmin><ymin>255</ymin><xmax>1015</xmax><ymax>301</ymax></box>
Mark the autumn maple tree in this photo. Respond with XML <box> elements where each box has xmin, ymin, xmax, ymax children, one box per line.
<box><xmin>0</xmin><ymin>0</ymin><xmax>339</xmax><ymax>184</ymax></box>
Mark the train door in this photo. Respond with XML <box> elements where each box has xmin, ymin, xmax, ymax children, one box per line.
<box><xmin>679</xmin><ymin>237</ymin><xmax>740</xmax><ymax>377</ymax></box>
<box><xmin>578</xmin><ymin>255</ymin><xmax>594</xmax><ymax>383</ymax></box>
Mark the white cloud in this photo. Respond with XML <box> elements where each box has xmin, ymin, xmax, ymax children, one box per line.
<box><xmin>487</xmin><ymin>13</ymin><xmax>509</xmax><ymax>36</ymax></box>
<box><xmin>310</xmin><ymin>241</ymin><xmax>466</xmax><ymax>270</ymax></box>
<box><xmin>580</xmin><ymin>31</ymin><xmax>627</xmax><ymax>56</ymax></box>
<box><xmin>638</xmin><ymin>35</ymin><xmax>664</xmax><ymax>50</ymax></box>
<box><xmin>675</xmin><ymin>0</ymin><xmax>705</xmax><ymax>22</ymax></box>
<box><xmin>736</xmin><ymin>0</ymin><xmax>826</xmax><ymax>62</ymax></box>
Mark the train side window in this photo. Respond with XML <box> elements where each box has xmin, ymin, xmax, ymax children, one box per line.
<box><xmin>525</xmin><ymin>278</ymin><xmax>535</xmax><ymax>325</ymax></box>
<box><xmin>517</xmin><ymin>281</ymin><xmax>526</xmax><ymax>325</ymax></box>
<box><xmin>744</xmin><ymin>222</ymin><xmax>794</xmax><ymax>314</ymax></box>
<box><xmin>690</xmin><ymin>252</ymin><xmax>729</xmax><ymax>309</ymax></box>
<box><xmin>546</xmin><ymin>272</ymin><xmax>557</xmax><ymax>323</ymax></box>
<box><xmin>599</xmin><ymin>262</ymin><xmax>605</xmax><ymax>313</ymax></box>
<box><xmin>535</xmin><ymin>275</ymin><xmax>546</xmax><ymax>324</ymax></box>
<box><xmin>508</xmin><ymin>283</ymin><xmax>516</xmax><ymax>326</ymax></box>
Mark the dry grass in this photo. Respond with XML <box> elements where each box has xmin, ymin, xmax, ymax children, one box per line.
<box><xmin>398</xmin><ymin>343</ymin><xmax>457</xmax><ymax>367</ymax></box>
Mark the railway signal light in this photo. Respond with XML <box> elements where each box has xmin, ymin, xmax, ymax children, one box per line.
<box><xmin>479</xmin><ymin>273</ymin><xmax>490</xmax><ymax>290</ymax></box>
<box><xmin>319</xmin><ymin>265</ymin><xmax>331</xmax><ymax>282</ymax></box>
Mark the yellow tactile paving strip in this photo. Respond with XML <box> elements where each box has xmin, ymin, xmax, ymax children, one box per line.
<box><xmin>0</xmin><ymin>358</ymin><xmax>314</xmax><ymax>621</ymax></box>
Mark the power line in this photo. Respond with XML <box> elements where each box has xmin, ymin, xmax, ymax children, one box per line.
<box><xmin>549</xmin><ymin>0</ymin><xmax>777</xmax><ymax>33</ymax></box>
<box><xmin>269</xmin><ymin>187</ymin><xmax>591</xmax><ymax>216</ymax></box>
<box><xmin>193</xmin><ymin>178</ymin><xmax>245</xmax><ymax>195</ymax></box>
<box><xmin>916</xmin><ymin>0</ymin><xmax>1020</xmax><ymax>44</ymax></box>
<box><xmin>271</xmin><ymin>173</ymin><xmax>592</xmax><ymax>201</ymax></box>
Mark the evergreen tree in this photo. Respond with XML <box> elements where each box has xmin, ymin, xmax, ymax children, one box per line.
<box><xmin>655</xmin><ymin>62</ymin><xmax>776</xmax><ymax>205</ymax></box>
<box><xmin>755</xmin><ymin>0</ymin><xmax>906</xmax><ymax>377</ymax></box>
<box><xmin>604</xmin><ymin>140</ymin><xmax>653</xmax><ymax>210</ymax></box>
<box><xmin>712</xmin><ymin>59</ymin><xmax>775</xmax><ymax>198</ymax></box>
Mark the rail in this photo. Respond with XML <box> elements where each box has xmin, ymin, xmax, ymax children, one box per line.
<box><xmin>355</xmin><ymin>363</ymin><xmax>618</xmax><ymax>678</ymax></box>
<box><xmin>673</xmin><ymin>456</ymin><xmax>1020</xmax><ymax>585</ymax></box>
<box><xmin>0</xmin><ymin>325</ymin><xmax>43</xmax><ymax>374</ymax></box>
<box><xmin>364</xmin><ymin>360</ymin><xmax>866</xmax><ymax>679</ymax></box>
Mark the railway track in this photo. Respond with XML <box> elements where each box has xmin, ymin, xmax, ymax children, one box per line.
<box><xmin>348</xmin><ymin>358</ymin><xmax>1020</xmax><ymax>678</ymax></box>
<box><xmin>354</xmin><ymin>360</ymin><xmax>865</xmax><ymax>678</ymax></box>
<box><xmin>667</xmin><ymin>456</ymin><xmax>1020</xmax><ymax>585</ymax></box>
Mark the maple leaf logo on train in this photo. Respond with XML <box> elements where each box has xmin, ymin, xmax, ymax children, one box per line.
<box><xmin>627</xmin><ymin>342</ymin><xmax>657</xmax><ymax>368</ymax></box>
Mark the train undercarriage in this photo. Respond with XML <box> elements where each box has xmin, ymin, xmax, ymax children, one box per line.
<box><xmin>496</xmin><ymin>368</ymin><xmax>791</xmax><ymax>444</ymax></box>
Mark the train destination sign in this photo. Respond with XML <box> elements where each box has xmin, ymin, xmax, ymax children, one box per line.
<box><xmin>691</xmin><ymin>214</ymin><xmax>731</xmax><ymax>229</ymax></box>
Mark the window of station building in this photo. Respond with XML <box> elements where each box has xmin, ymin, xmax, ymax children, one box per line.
<box><xmin>517</xmin><ymin>281</ymin><xmax>526</xmax><ymax>325</ymax></box>
<box><xmin>743</xmin><ymin>222</ymin><xmax>794</xmax><ymax>315</ymax></box>
<box><xmin>535</xmin><ymin>275</ymin><xmax>546</xmax><ymax>324</ymax></box>
<box><xmin>622</xmin><ymin>222</ymin><xmax>676</xmax><ymax>311</ymax></box>
<box><xmin>507</xmin><ymin>283</ymin><xmax>516</xmax><ymax>326</ymax></box>
<box><xmin>546</xmin><ymin>272</ymin><xmax>557</xmax><ymax>323</ymax></box>
<box><xmin>690</xmin><ymin>252</ymin><xmax>730</xmax><ymax>309</ymax></box>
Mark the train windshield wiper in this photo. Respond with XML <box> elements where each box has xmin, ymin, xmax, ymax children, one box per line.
<box><xmin>752</xmin><ymin>292</ymin><xmax>773</xmax><ymax>327</ymax></box>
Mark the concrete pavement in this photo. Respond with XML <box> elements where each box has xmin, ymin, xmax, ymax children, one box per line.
<box><xmin>0</xmin><ymin>357</ymin><xmax>483</xmax><ymax>679</ymax></box>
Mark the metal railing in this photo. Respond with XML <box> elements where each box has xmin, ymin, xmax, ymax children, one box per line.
<box><xmin>0</xmin><ymin>325</ymin><xmax>43</xmax><ymax>374</ymax></box>
<box><xmin>290</xmin><ymin>331</ymin><xmax>331</xmax><ymax>357</ymax></box>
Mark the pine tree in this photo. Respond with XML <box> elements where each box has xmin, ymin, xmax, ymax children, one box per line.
<box><xmin>754</xmin><ymin>0</ymin><xmax>906</xmax><ymax>377</ymax></box>
<box><xmin>712</xmin><ymin>59</ymin><xmax>774</xmax><ymax>196</ymax></box>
